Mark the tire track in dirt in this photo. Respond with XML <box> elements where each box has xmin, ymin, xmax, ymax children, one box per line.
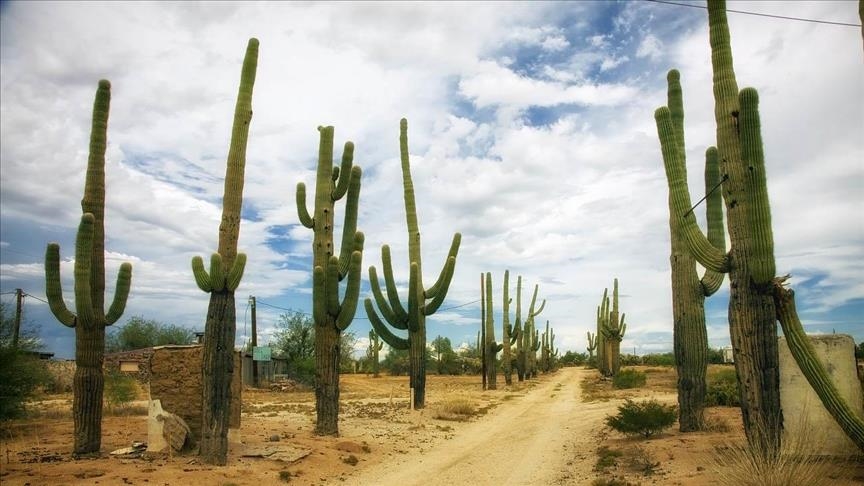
<box><xmin>346</xmin><ymin>367</ymin><xmax>614</xmax><ymax>485</ymax></box>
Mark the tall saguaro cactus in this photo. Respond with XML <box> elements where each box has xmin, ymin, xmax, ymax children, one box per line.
<box><xmin>659</xmin><ymin>69</ymin><xmax>727</xmax><ymax>432</ymax></box>
<box><xmin>501</xmin><ymin>270</ymin><xmax>520</xmax><ymax>385</ymax></box>
<box><xmin>296</xmin><ymin>125</ymin><xmax>364</xmax><ymax>436</ymax></box>
<box><xmin>365</xmin><ymin>118</ymin><xmax>461</xmax><ymax>409</ymax></box>
<box><xmin>45</xmin><ymin>80</ymin><xmax>132</xmax><ymax>455</ymax></box>
<box><xmin>599</xmin><ymin>279</ymin><xmax>626</xmax><ymax>377</ymax></box>
<box><xmin>586</xmin><ymin>331</ymin><xmax>597</xmax><ymax>365</ymax></box>
<box><xmin>654</xmin><ymin>0</ymin><xmax>782</xmax><ymax>453</ymax></box>
<box><xmin>367</xmin><ymin>330</ymin><xmax>383</xmax><ymax>378</ymax></box>
<box><xmin>519</xmin><ymin>282</ymin><xmax>545</xmax><ymax>380</ymax></box>
<box><xmin>190</xmin><ymin>38</ymin><xmax>257</xmax><ymax>465</ymax></box>
<box><xmin>483</xmin><ymin>272</ymin><xmax>503</xmax><ymax>389</ymax></box>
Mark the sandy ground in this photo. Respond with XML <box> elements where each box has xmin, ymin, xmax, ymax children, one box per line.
<box><xmin>1</xmin><ymin>366</ymin><xmax>862</xmax><ymax>486</ymax></box>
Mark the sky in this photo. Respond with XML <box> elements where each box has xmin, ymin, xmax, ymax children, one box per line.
<box><xmin>1</xmin><ymin>1</ymin><xmax>862</xmax><ymax>361</ymax></box>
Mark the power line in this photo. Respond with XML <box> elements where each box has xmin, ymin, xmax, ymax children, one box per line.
<box><xmin>645</xmin><ymin>0</ymin><xmax>862</xmax><ymax>28</ymax></box>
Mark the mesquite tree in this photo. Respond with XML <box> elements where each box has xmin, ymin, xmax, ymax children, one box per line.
<box><xmin>365</xmin><ymin>118</ymin><xmax>461</xmax><ymax>409</ymax></box>
<box><xmin>190</xmin><ymin>38</ymin><xmax>257</xmax><ymax>465</ymax></box>
<box><xmin>296</xmin><ymin>124</ymin><xmax>364</xmax><ymax>436</ymax></box>
<box><xmin>45</xmin><ymin>80</ymin><xmax>132</xmax><ymax>455</ymax></box>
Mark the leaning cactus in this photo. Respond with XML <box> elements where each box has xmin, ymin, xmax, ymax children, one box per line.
<box><xmin>296</xmin><ymin>124</ymin><xmax>364</xmax><ymax>436</ymax></box>
<box><xmin>44</xmin><ymin>80</ymin><xmax>132</xmax><ymax>455</ymax></box>
<box><xmin>484</xmin><ymin>272</ymin><xmax>503</xmax><ymax>389</ymax></box>
<box><xmin>367</xmin><ymin>330</ymin><xmax>384</xmax><ymax>378</ymax></box>
<box><xmin>190</xmin><ymin>38</ymin><xmax>257</xmax><ymax>465</ymax></box>
<box><xmin>654</xmin><ymin>0</ymin><xmax>782</xmax><ymax>453</ymax></box>
<box><xmin>659</xmin><ymin>69</ymin><xmax>726</xmax><ymax>432</ymax></box>
<box><xmin>365</xmin><ymin>118</ymin><xmax>461</xmax><ymax>409</ymax></box>
<box><xmin>501</xmin><ymin>270</ymin><xmax>520</xmax><ymax>385</ymax></box>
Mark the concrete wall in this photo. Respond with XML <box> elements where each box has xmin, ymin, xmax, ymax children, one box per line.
<box><xmin>148</xmin><ymin>345</ymin><xmax>241</xmax><ymax>449</ymax></box>
<box><xmin>779</xmin><ymin>334</ymin><xmax>864</xmax><ymax>455</ymax></box>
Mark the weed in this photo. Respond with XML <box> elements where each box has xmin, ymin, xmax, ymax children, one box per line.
<box><xmin>278</xmin><ymin>470</ymin><xmax>292</xmax><ymax>482</ymax></box>
<box><xmin>432</xmin><ymin>398</ymin><xmax>477</xmax><ymax>421</ymax></box>
<box><xmin>342</xmin><ymin>454</ymin><xmax>359</xmax><ymax>466</ymax></box>
<box><xmin>594</xmin><ymin>445</ymin><xmax>623</xmax><ymax>472</ymax></box>
<box><xmin>591</xmin><ymin>476</ymin><xmax>637</xmax><ymax>486</ymax></box>
<box><xmin>606</xmin><ymin>399</ymin><xmax>677</xmax><ymax>438</ymax></box>
<box><xmin>612</xmin><ymin>369</ymin><xmax>646</xmax><ymax>389</ymax></box>
<box><xmin>706</xmin><ymin>368</ymin><xmax>740</xmax><ymax>407</ymax></box>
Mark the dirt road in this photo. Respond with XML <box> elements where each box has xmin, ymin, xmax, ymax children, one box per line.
<box><xmin>346</xmin><ymin>367</ymin><xmax>611</xmax><ymax>485</ymax></box>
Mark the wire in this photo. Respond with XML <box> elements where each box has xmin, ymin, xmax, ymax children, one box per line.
<box><xmin>22</xmin><ymin>293</ymin><xmax>49</xmax><ymax>305</ymax></box>
<box><xmin>645</xmin><ymin>0</ymin><xmax>862</xmax><ymax>28</ymax></box>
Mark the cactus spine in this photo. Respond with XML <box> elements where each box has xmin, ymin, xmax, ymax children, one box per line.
<box><xmin>654</xmin><ymin>0</ymin><xmax>782</xmax><ymax>453</ymax></box>
<box><xmin>296</xmin><ymin>124</ymin><xmax>364</xmax><ymax>436</ymax></box>
<box><xmin>659</xmin><ymin>69</ymin><xmax>726</xmax><ymax>432</ymax></box>
<box><xmin>365</xmin><ymin>118</ymin><xmax>461</xmax><ymax>409</ymax></box>
<box><xmin>189</xmin><ymin>38</ymin><xmax>257</xmax><ymax>465</ymax></box>
<box><xmin>483</xmin><ymin>272</ymin><xmax>503</xmax><ymax>389</ymax></box>
<box><xmin>501</xmin><ymin>270</ymin><xmax>519</xmax><ymax>385</ymax></box>
<box><xmin>367</xmin><ymin>330</ymin><xmax>384</xmax><ymax>378</ymax></box>
<box><xmin>44</xmin><ymin>80</ymin><xmax>132</xmax><ymax>455</ymax></box>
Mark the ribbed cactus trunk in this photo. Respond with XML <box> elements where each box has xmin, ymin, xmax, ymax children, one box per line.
<box><xmin>513</xmin><ymin>276</ymin><xmax>525</xmax><ymax>382</ymax></box>
<box><xmin>655</xmin><ymin>0</ymin><xmax>782</xmax><ymax>455</ymax></box>
<box><xmin>191</xmin><ymin>39</ymin><xmax>257</xmax><ymax>464</ymax></box>
<box><xmin>596</xmin><ymin>290</ymin><xmax>608</xmax><ymax>376</ymax></box>
<box><xmin>659</xmin><ymin>69</ymin><xmax>726</xmax><ymax>432</ymax></box>
<box><xmin>483</xmin><ymin>272</ymin><xmax>501</xmax><ymax>389</ymax></box>
<box><xmin>44</xmin><ymin>80</ymin><xmax>132</xmax><ymax>455</ymax></box>
<box><xmin>365</xmin><ymin>118</ymin><xmax>460</xmax><ymax>409</ymax></box>
<box><xmin>296</xmin><ymin>124</ymin><xmax>364</xmax><ymax>436</ymax></box>
<box><xmin>501</xmin><ymin>270</ymin><xmax>517</xmax><ymax>386</ymax></box>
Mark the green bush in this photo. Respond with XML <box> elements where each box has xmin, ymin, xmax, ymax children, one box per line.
<box><xmin>605</xmin><ymin>399</ymin><xmax>677</xmax><ymax>438</ymax></box>
<box><xmin>706</xmin><ymin>368</ymin><xmax>740</xmax><ymax>407</ymax></box>
<box><xmin>104</xmin><ymin>370</ymin><xmax>138</xmax><ymax>410</ymax></box>
<box><xmin>612</xmin><ymin>369</ymin><xmax>646</xmax><ymax>389</ymax></box>
<box><xmin>640</xmin><ymin>353</ymin><xmax>675</xmax><ymax>366</ymax></box>
<box><xmin>0</xmin><ymin>348</ymin><xmax>50</xmax><ymax>421</ymax></box>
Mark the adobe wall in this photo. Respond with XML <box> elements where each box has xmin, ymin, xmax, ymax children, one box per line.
<box><xmin>148</xmin><ymin>345</ymin><xmax>241</xmax><ymax>447</ymax></box>
<box><xmin>104</xmin><ymin>348</ymin><xmax>155</xmax><ymax>384</ymax></box>
<box><xmin>779</xmin><ymin>334</ymin><xmax>864</xmax><ymax>455</ymax></box>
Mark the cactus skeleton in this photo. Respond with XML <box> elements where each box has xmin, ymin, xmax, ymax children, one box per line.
<box><xmin>189</xmin><ymin>38</ymin><xmax>257</xmax><ymax>465</ymax></box>
<box><xmin>44</xmin><ymin>80</ymin><xmax>132</xmax><ymax>455</ymax></box>
<box><xmin>365</xmin><ymin>118</ymin><xmax>460</xmax><ymax>409</ymax></box>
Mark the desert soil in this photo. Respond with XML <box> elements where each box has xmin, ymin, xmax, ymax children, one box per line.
<box><xmin>1</xmin><ymin>366</ymin><xmax>861</xmax><ymax>486</ymax></box>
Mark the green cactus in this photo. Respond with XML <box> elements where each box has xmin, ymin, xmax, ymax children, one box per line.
<box><xmin>44</xmin><ymin>79</ymin><xmax>132</xmax><ymax>455</ymax></box>
<box><xmin>586</xmin><ymin>331</ymin><xmax>597</xmax><ymax>364</ymax></box>
<box><xmin>189</xmin><ymin>38</ymin><xmax>257</xmax><ymax>465</ymax></box>
<box><xmin>365</xmin><ymin>118</ymin><xmax>461</xmax><ymax>409</ymax></box>
<box><xmin>654</xmin><ymin>0</ymin><xmax>782</xmax><ymax>453</ymax></box>
<box><xmin>773</xmin><ymin>278</ymin><xmax>864</xmax><ymax>451</ymax></box>
<box><xmin>501</xmin><ymin>270</ymin><xmax>520</xmax><ymax>385</ymax></box>
<box><xmin>367</xmin><ymin>330</ymin><xmax>384</xmax><ymax>378</ymax></box>
<box><xmin>658</xmin><ymin>69</ymin><xmax>727</xmax><ymax>432</ymax></box>
<box><xmin>540</xmin><ymin>321</ymin><xmax>559</xmax><ymax>373</ymax></box>
<box><xmin>516</xmin><ymin>280</ymin><xmax>545</xmax><ymax>380</ymax></box>
<box><xmin>600</xmin><ymin>279</ymin><xmax>627</xmax><ymax>377</ymax></box>
<box><xmin>596</xmin><ymin>288</ymin><xmax>609</xmax><ymax>376</ymax></box>
<box><xmin>483</xmin><ymin>272</ymin><xmax>503</xmax><ymax>389</ymax></box>
<box><xmin>295</xmin><ymin>124</ymin><xmax>364</xmax><ymax>436</ymax></box>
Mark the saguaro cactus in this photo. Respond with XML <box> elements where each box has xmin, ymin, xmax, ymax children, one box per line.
<box><xmin>296</xmin><ymin>125</ymin><xmax>364</xmax><ymax>436</ymax></box>
<box><xmin>515</xmin><ymin>279</ymin><xmax>545</xmax><ymax>381</ymax></box>
<box><xmin>595</xmin><ymin>289</ymin><xmax>608</xmax><ymax>376</ymax></box>
<box><xmin>483</xmin><ymin>272</ymin><xmax>503</xmax><ymax>389</ymax></box>
<box><xmin>365</xmin><ymin>118</ymin><xmax>461</xmax><ymax>409</ymax></box>
<box><xmin>599</xmin><ymin>279</ymin><xmax>626</xmax><ymax>377</ymax></box>
<box><xmin>586</xmin><ymin>331</ymin><xmax>597</xmax><ymax>365</ymax></box>
<box><xmin>501</xmin><ymin>270</ymin><xmax>520</xmax><ymax>385</ymax></box>
<box><xmin>45</xmin><ymin>80</ymin><xmax>132</xmax><ymax>455</ymax></box>
<box><xmin>654</xmin><ymin>0</ymin><xmax>782</xmax><ymax>453</ymax></box>
<box><xmin>367</xmin><ymin>330</ymin><xmax>384</xmax><ymax>378</ymax></box>
<box><xmin>190</xmin><ymin>38</ymin><xmax>257</xmax><ymax>465</ymax></box>
<box><xmin>658</xmin><ymin>69</ymin><xmax>727</xmax><ymax>432</ymax></box>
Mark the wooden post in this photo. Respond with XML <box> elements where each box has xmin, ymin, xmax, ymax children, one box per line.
<box><xmin>250</xmin><ymin>295</ymin><xmax>258</xmax><ymax>388</ymax></box>
<box><xmin>13</xmin><ymin>288</ymin><xmax>23</xmax><ymax>348</ymax></box>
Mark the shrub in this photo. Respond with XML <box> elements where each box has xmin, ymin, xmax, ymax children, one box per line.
<box><xmin>612</xmin><ymin>369</ymin><xmax>646</xmax><ymax>389</ymax></box>
<box><xmin>606</xmin><ymin>399</ymin><xmax>677</xmax><ymax>438</ymax></box>
<box><xmin>0</xmin><ymin>348</ymin><xmax>51</xmax><ymax>421</ymax></box>
<box><xmin>619</xmin><ymin>354</ymin><xmax>641</xmax><ymax>366</ymax></box>
<box><xmin>432</xmin><ymin>398</ymin><xmax>477</xmax><ymax>421</ymax></box>
<box><xmin>640</xmin><ymin>353</ymin><xmax>675</xmax><ymax>366</ymax></box>
<box><xmin>706</xmin><ymin>368</ymin><xmax>740</xmax><ymax>407</ymax></box>
<box><xmin>104</xmin><ymin>370</ymin><xmax>138</xmax><ymax>411</ymax></box>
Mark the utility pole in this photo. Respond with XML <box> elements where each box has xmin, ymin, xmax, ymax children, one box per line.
<box><xmin>480</xmin><ymin>274</ymin><xmax>486</xmax><ymax>391</ymax></box>
<box><xmin>249</xmin><ymin>295</ymin><xmax>258</xmax><ymax>388</ymax></box>
<box><xmin>13</xmin><ymin>289</ymin><xmax>23</xmax><ymax>348</ymax></box>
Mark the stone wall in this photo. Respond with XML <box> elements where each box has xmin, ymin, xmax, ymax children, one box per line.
<box><xmin>148</xmin><ymin>345</ymin><xmax>241</xmax><ymax>447</ymax></box>
<box><xmin>779</xmin><ymin>334</ymin><xmax>864</xmax><ymax>456</ymax></box>
<box><xmin>104</xmin><ymin>348</ymin><xmax>155</xmax><ymax>384</ymax></box>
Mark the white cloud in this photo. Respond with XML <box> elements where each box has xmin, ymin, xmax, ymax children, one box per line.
<box><xmin>636</xmin><ymin>34</ymin><xmax>663</xmax><ymax>60</ymax></box>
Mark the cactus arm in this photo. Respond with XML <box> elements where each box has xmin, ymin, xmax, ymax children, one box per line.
<box><xmin>332</xmin><ymin>142</ymin><xmax>354</xmax><ymax>201</ymax></box>
<box><xmin>423</xmin><ymin>256</ymin><xmax>455</xmax><ymax>315</ymax></box>
<box><xmin>425</xmin><ymin>233</ymin><xmax>462</xmax><ymax>298</ymax></box>
<box><xmin>773</xmin><ymin>279</ymin><xmax>864</xmax><ymax>451</ymax></box>
<box><xmin>335</xmin><ymin>249</ymin><xmax>363</xmax><ymax>331</ymax></box>
<box><xmin>191</xmin><ymin>255</ymin><xmax>213</xmax><ymax>292</ymax></box>
<box><xmin>296</xmin><ymin>183</ymin><xmax>314</xmax><ymax>229</ymax></box>
<box><xmin>701</xmin><ymin>146</ymin><xmax>726</xmax><ymax>295</ymax></box>
<box><xmin>381</xmin><ymin>245</ymin><xmax>409</xmax><ymax>323</ymax></box>
<box><xmin>368</xmin><ymin>265</ymin><xmax>402</xmax><ymax>328</ymax></box>
<box><xmin>326</xmin><ymin>256</ymin><xmax>341</xmax><ymax>317</ymax></box>
<box><xmin>656</xmin><ymin>106</ymin><xmax>730</xmax><ymax>273</ymax></box>
<box><xmin>105</xmin><ymin>262</ymin><xmax>132</xmax><ymax>325</ymax></box>
<box><xmin>312</xmin><ymin>265</ymin><xmax>327</xmax><ymax>326</ymax></box>
<box><xmin>226</xmin><ymin>253</ymin><xmax>246</xmax><ymax>292</ymax></box>
<box><xmin>365</xmin><ymin>298</ymin><xmax>410</xmax><ymax>350</ymax></box>
<box><xmin>407</xmin><ymin>263</ymin><xmax>420</xmax><ymax>333</ymax></box>
<box><xmin>208</xmin><ymin>253</ymin><xmax>225</xmax><ymax>291</ymax></box>
<box><xmin>739</xmin><ymin>88</ymin><xmax>775</xmax><ymax>285</ymax></box>
<box><xmin>72</xmin><ymin>214</ymin><xmax>96</xmax><ymax>327</ymax></box>
<box><xmin>337</xmin><ymin>168</ymin><xmax>362</xmax><ymax>278</ymax></box>
<box><xmin>45</xmin><ymin>243</ymin><xmax>77</xmax><ymax>327</ymax></box>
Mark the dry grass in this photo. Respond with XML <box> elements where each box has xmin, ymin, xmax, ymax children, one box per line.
<box><xmin>432</xmin><ymin>398</ymin><xmax>478</xmax><ymax>421</ymax></box>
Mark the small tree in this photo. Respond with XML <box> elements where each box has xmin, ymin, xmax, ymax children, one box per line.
<box><xmin>0</xmin><ymin>303</ymin><xmax>50</xmax><ymax>421</ymax></box>
<box><xmin>271</xmin><ymin>311</ymin><xmax>315</xmax><ymax>385</ymax></box>
<box><xmin>106</xmin><ymin>316</ymin><xmax>194</xmax><ymax>352</ymax></box>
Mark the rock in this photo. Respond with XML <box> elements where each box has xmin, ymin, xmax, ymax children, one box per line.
<box><xmin>158</xmin><ymin>412</ymin><xmax>191</xmax><ymax>452</ymax></box>
<box><xmin>269</xmin><ymin>434</ymin><xmax>281</xmax><ymax>442</ymax></box>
